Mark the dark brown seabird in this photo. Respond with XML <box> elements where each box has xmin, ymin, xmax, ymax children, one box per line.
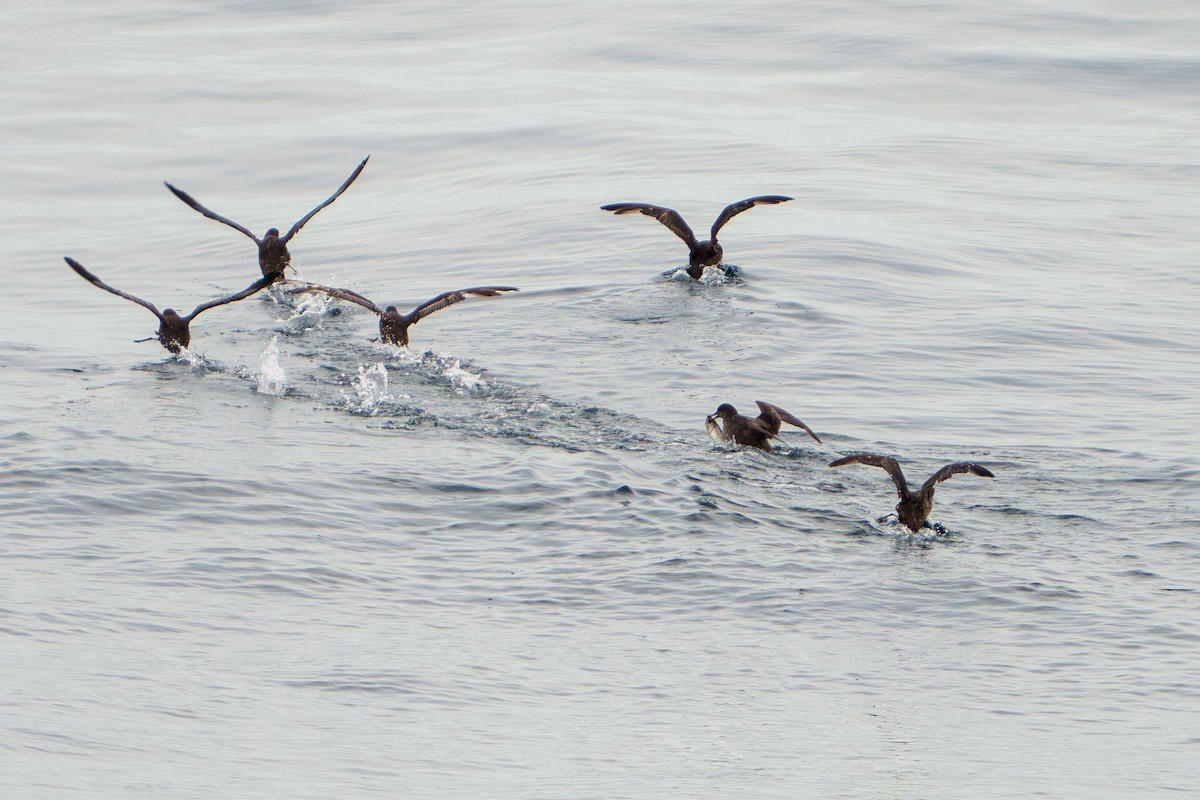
<box><xmin>601</xmin><ymin>195</ymin><xmax>792</xmax><ymax>279</ymax></box>
<box><xmin>65</xmin><ymin>257</ymin><xmax>273</xmax><ymax>353</ymax></box>
<box><xmin>287</xmin><ymin>282</ymin><xmax>519</xmax><ymax>347</ymax></box>
<box><xmin>164</xmin><ymin>156</ymin><xmax>369</xmax><ymax>279</ymax></box>
<box><xmin>828</xmin><ymin>453</ymin><xmax>994</xmax><ymax>532</ymax></box>
<box><xmin>706</xmin><ymin>401</ymin><xmax>821</xmax><ymax>452</ymax></box>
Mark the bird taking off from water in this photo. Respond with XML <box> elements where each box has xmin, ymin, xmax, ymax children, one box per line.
<box><xmin>828</xmin><ymin>453</ymin><xmax>994</xmax><ymax>532</ymax></box>
<box><xmin>165</xmin><ymin>156</ymin><xmax>370</xmax><ymax>279</ymax></box>
<box><xmin>706</xmin><ymin>400</ymin><xmax>821</xmax><ymax>452</ymax></box>
<box><xmin>65</xmin><ymin>257</ymin><xmax>273</xmax><ymax>354</ymax></box>
<box><xmin>287</xmin><ymin>282</ymin><xmax>518</xmax><ymax>347</ymax></box>
<box><xmin>601</xmin><ymin>195</ymin><xmax>792</xmax><ymax>279</ymax></box>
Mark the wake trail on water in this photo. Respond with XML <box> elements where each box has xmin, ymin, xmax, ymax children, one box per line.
<box><xmin>105</xmin><ymin>280</ymin><xmax>1047</xmax><ymax>542</ymax></box>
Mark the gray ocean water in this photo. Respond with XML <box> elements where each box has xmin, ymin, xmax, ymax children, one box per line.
<box><xmin>2</xmin><ymin>1</ymin><xmax>1198</xmax><ymax>797</ymax></box>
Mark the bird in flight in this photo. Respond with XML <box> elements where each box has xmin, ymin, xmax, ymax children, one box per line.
<box><xmin>287</xmin><ymin>282</ymin><xmax>518</xmax><ymax>347</ymax></box>
<box><xmin>165</xmin><ymin>156</ymin><xmax>370</xmax><ymax>279</ymax></box>
<box><xmin>828</xmin><ymin>453</ymin><xmax>994</xmax><ymax>531</ymax></box>
<box><xmin>65</xmin><ymin>257</ymin><xmax>273</xmax><ymax>353</ymax></box>
<box><xmin>601</xmin><ymin>195</ymin><xmax>792</xmax><ymax>279</ymax></box>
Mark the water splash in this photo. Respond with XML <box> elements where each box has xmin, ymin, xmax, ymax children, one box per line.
<box><xmin>175</xmin><ymin>347</ymin><xmax>203</xmax><ymax>370</ymax></box>
<box><xmin>442</xmin><ymin>358</ymin><xmax>489</xmax><ymax>394</ymax></box>
<box><xmin>863</xmin><ymin>514</ymin><xmax>954</xmax><ymax>546</ymax></box>
<box><xmin>660</xmin><ymin>264</ymin><xmax>742</xmax><ymax>285</ymax></box>
<box><xmin>386</xmin><ymin>345</ymin><xmax>423</xmax><ymax>366</ymax></box>
<box><xmin>257</xmin><ymin>336</ymin><xmax>288</xmax><ymax>396</ymax></box>
<box><xmin>405</xmin><ymin>350</ymin><xmax>491</xmax><ymax>394</ymax></box>
<box><xmin>276</xmin><ymin>290</ymin><xmax>339</xmax><ymax>336</ymax></box>
<box><xmin>343</xmin><ymin>363</ymin><xmax>394</xmax><ymax>415</ymax></box>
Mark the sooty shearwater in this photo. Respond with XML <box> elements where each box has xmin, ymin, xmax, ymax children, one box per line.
<box><xmin>706</xmin><ymin>401</ymin><xmax>822</xmax><ymax>451</ymax></box>
<box><xmin>65</xmin><ymin>257</ymin><xmax>273</xmax><ymax>354</ymax></box>
<box><xmin>828</xmin><ymin>453</ymin><xmax>994</xmax><ymax>532</ymax></box>
<box><xmin>601</xmin><ymin>195</ymin><xmax>792</xmax><ymax>279</ymax></box>
<box><xmin>287</xmin><ymin>282</ymin><xmax>518</xmax><ymax>347</ymax></box>
<box><xmin>164</xmin><ymin>156</ymin><xmax>369</xmax><ymax>279</ymax></box>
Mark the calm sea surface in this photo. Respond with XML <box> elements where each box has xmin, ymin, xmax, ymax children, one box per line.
<box><xmin>2</xmin><ymin>2</ymin><xmax>1198</xmax><ymax>798</ymax></box>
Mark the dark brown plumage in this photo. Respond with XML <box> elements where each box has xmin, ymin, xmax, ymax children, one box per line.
<box><xmin>164</xmin><ymin>156</ymin><xmax>369</xmax><ymax>279</ymax></box>
<box><xmin>828</xmin><ymin>453</ymin><xmax>994</xmax><ymax>532</ymax></box>
<box><xmin>706</xmin><ymin>401</ymin><xmax>821</xmax><ymax>452</ymax></box>
<box><xmin>287</xmin><ymin>282</ymin><xmax>519</xmax><ymax>346</ymax></box>
<box><xmin>65</xmin><ymin>257</ymin><xmax>273</xmax><ymax>354</ymax></box>
<box><xmin>601</xmin><ymin>195</ymin><xmax>792</xmax><ymax>279</ymax></box>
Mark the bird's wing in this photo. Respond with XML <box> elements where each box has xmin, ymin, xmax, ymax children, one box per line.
<box><xmin>287</xmin><ymin>282</ymin><xmax>383</xmax><ymax>315</ymax></box>
<box><xmin>755</xmin><ymin>400</ymin><xmax>821</xmax><ymax>443</ymax></box>
<box><xmin>281</xmin><ymin>156</ymin><xmax>370</xmax><ymax>243</ymax></box>
<box><xmin>65</xmin><ymin>257</ymin><xmax>161</xmax><ymax>319</ymax></box>
<box><xmin>828</xmin><ymin>452</ymin><xmax>909</xmax><ymax>497</ymax></box>
<box><xmin>601</xmin><ymin>203</ymin><xmax>698</xmax><ymax>249</ymax></box>
<box><xmin>746</xmin><ymin>417</ymin><xmax>777</xmax><ymax>437</ymax></box>
<box><xmin>186</xmin><ymin>275</ymin><xmax>276</xmax><ymax>321</ymax></box>
<box><xmin>408</xmin><ymin>286</ymin><xmax>519</xmax><ymax>324</ymax></box>
<box><xmin>164</xmin><ymin>182</ymin><xmax>260</xmax><ymax>243</ymax></box>
<box><xmin>920</xmin><ymin>462</ymin><xmax>995</xmax><ymax>496</ymax></box>
<box><xmin>710</xmin><ymin>195</ymin><xmax>793</xmax><ymax>239</ymax></box>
